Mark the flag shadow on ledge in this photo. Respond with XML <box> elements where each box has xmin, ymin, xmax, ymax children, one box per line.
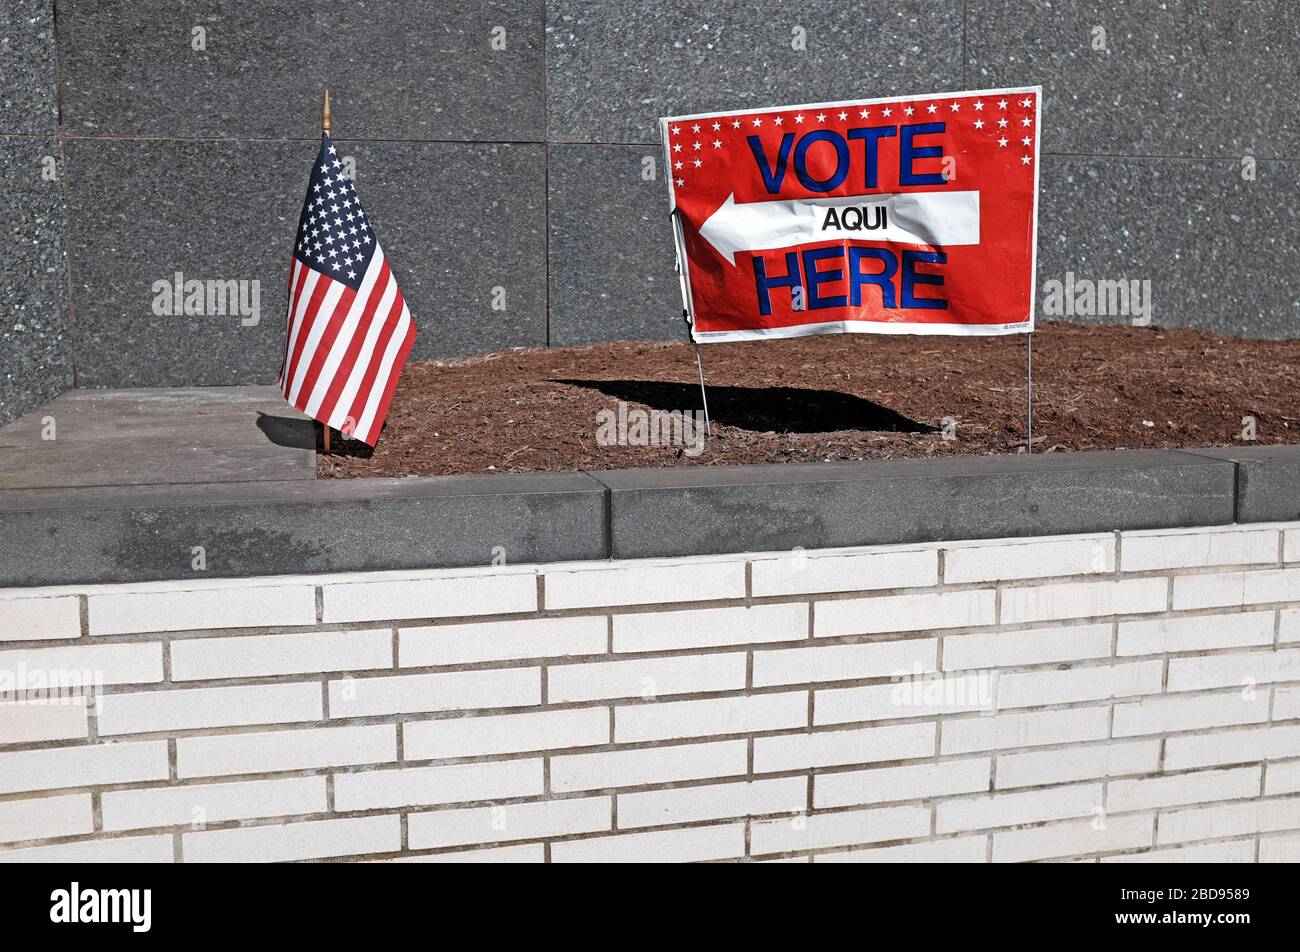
<box><xmin>552</xmin><ymin>380</ymin><xmax>935</xmax><ymax>435</ymax></box>
<box><xmin>255</xmin><ymin>412</ymin><xmax>375</xmax><ymax>458</ymax></box>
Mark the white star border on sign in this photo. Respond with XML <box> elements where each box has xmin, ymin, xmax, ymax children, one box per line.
<box><xmin>665</xmin><ymin>91</ymin><xmax>1036</xmax><ymax>190</ymax></box>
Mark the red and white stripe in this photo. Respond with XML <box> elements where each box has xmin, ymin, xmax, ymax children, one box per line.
<box><xmin>278</xmin><ymin>248</ymin><xmax>415</xmax><ymax>445</ymax></box>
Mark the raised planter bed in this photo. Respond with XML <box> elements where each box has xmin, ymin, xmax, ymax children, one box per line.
<box><xmin>4</xmin><ymin>445</ymin><xmax>1300</xmax><ymax>587</ymax></box>
<box><xmin>321</xmin><ymin>322</ymin><xmax>1300</xmax><ymax>479</ymax></box>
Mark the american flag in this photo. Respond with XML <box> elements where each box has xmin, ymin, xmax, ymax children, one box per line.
<box><xmin>278</xmin><ymin>133</ymin><xmax>415</xmax><ymax>445</ymax></box>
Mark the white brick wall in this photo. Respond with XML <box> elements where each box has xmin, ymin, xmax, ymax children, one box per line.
<box><xmin>408</xmin><ymin>797</ymin><xmax>611</xmax><ymax>850</ymax></box>
<box><xmin>992</xmin><ymin>815</ymin><xmax>1154</xmax><ymax>863</ymax></box>
<box><xmin>943</xmin><ymin>534</ymin><xmax>1114</xmax><ymax>583</ymax></box>
<box><xmin>750</xmin><ymin>548</ymin><xmax>937</xmax><ymax>596</ymax></box>
<box><xmin>403</xmin><ymin>707</ymin><xmax>609</xmax><ymax>760</ymax></box>
<box><xmin>612</xmin><ymin>603</ymin><xmax>804</xmax><ymax>652</ymax></box>
<box><xmin>1112</xmin><ymin>690</ymin><xmax>1269</xmax><ymax>737</ymax></box>
<box><xmin>1106</xmin><ymin>767</ymin><xmax>1260</xmax><ymax>813</ymax></box>
<box><xmin>994</xmin><ymin>660</ymin><xmax>1164</xmax><ymax>709</ymax></box>
<box><xmin>750</xmin><ymin>804</ymin><xmax>931</xmax><ymax>855</ymax></box>
<box><xmin>1116</xmin><ymin>612</ymin><xmax>1274</xmax><ymax>656</ymax></box>
<box><xmin>935</xmin><ymin>783</ymin><xmax>1102</xmax><ymax>834</ymax></box>
<box><xmin>0</xmin><ymin>595</ymin><xmax>81</xmax><ymax>640</ymax></box>
<box><xmin>176</xmin><ymin>725</ymin><xmax>396</xmax><ymax>779</ymax></box>
<box><xmin>941</xmin><ymin>706</ymin><xmax>1110</xmax><ymax>755</ymax></box>
<box><xmin>0</xmin><ymin>740</ymin><xmax>169</xmax><ymax>795</ymax></box>
<box><xmin>1172</xmin><ymin>567</ymin><xmax>1300</xmax><ymax>611</ymax></box>
<box><xmin>752</xmin><ymin>638</ymin><xmax>936</xmax><ymax>688</ymax></box>
<box><xmin>551</xmin><ymin>740</ymin><xmax>747</xmax><ymax>793</ymax></box>
<box><xmin>0</xmin><ymin>834</ymin><xmax>174</xmax><ymax>864</ymax></box>
<box><xmin>170</xmin><ymin>628</ymin><xmax>393</xmax><ymax>681</ymax></box>
<box><xmin>994</xmin><ymin>739</ymin><xmax>1159</xmax><ymax>789</ymax></box>
<box><xmin>754</xmin><ymin>723</ymin><xmax>935</xmax><ymax>772</ymax></box>
<box><xmin>942</xmin><ymin>622</ymin><xmax>1112</xmax><ymax>670</ymax></box>
<box><xmin>999</xmin><ymin>577</ymin><xmax>1166</xmax><ymax>625</ymax></box>
<box><xmin>1164</xmin><ymin>724</ymin><xmax>1300</xmax><ymax>771</ymax></box>
<box><xmin>0</xmin><ymin>641</ymin><xmax>164</xmax><ymax>686</ymax></box>
<box><xmin>548</xmin><ymin>653</ymin><xmax>745</xmax><ymax>703</ymax></box>
<box><xmin>0</xmin><ymin>698</ymin><xmax>88</xmax><ymax>744</ymax></box>
<box><xmin>614</xmin><ymin>692</ymin><xmax>806</xmax><ymax>743</ymax></box>
<box><xmin>183</xmin><ymin>815</ymin><xmax>400</xmax><ymax>863</ymax></box>
<box><xmin>617</xmin><ymin>777</ymin><xmax>806</xmax><ymax>828</ymax></box>
<box><xmin>333</xmin><ymin>760</ymin><xmax>542</xmax><ymax>811</ymax></box>
<box><xmin>1264</xmin><ymin>760</ymin><xmax>1300</xmax><ymax>796</ymax></box>
<box><xmin>816</xmin><ymin>835</ymin><xmax>989</xmax><ymax>863</ymax></box>
<box><xmin>327</xmin><ymin>668</ymin><xmax>540</xmax><ymax>718</ymax></box>
<box><xmin>0</xmin><ymin>793</ymin><xmax>93</xmax><ymax>844</ymax></box>
<box><xmin>550</xmin><ymin>823</ymin><xmax>745</xmax><ymax>863</ymax></box>
<box><xmin>102</xmin><ymin>777</ymin><xmax>328</xmax><ymax>832</ymax></box>
<box><xmin>400</xmin><ymin>616</ymin><xmax>607</xmax><ymax>666</ymax></box>
<box><xmin>1122</xmin><ymin>527</ymin><xmax>1279</xmax><ymax>571</ymax></box>
<box><xmin>543</xmin><ymin>560</ymin><xmax>744</xmax><ymax>610</ymax></box>
<box><xmin>321</xmin><ymin>569</ymin><xmax>537</xmax><ymax>623</ymax></box>
<box><xmin>89</xmin><ymin>584</ymin><xmax>316</xmax><ymax>636</ymax></box>
<box><xmin>815</xmin><ymin>589</ymin><xmax>996</xmax><ymax>636</ymax></box>
<box><xmin>3</xmin><ymin>520</ymin><xmax>1300</xmax><ymax>863</ymax></box>
<box><xmin>98</xmin><ymin>683</ymin><xmax>322</xmax><ymax>736</ymax></box>
<box><xmin>814</xmin><ymin>758</ymin><xmax>990</xmax><ymax>809</ymax></box>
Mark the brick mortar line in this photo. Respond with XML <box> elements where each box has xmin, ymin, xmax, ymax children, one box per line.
<box><xmin>6</xmin><ymin>678</ymin><xmax>1300</xmax><ymax>760</ymax></box>
<box><xmin>5</xmin><ymin>723</ymin><xmax>1298</xmax><ymax>815</ymax></box>
<box><xmin>9</xmin><ymin>600</ymin><xmax>1298</xmax><ymax>677</ymax></box>
<box><xmin>8</xmin><ymin>804</ymin><xmax>1290</xmax><ymax>863</ymax></box>
<box><xmin>13</xmin><ymin>582</ymin><xmax>1300</xmax><ymax>653</ymax></box>
<box><xmin>7</xmin><ymin>787</ymin><xmax>1292</xmax><ymax>861</ymax></box>
<box><xmin>21</xmin><ymin>552</ymin><xmax>1300</xmax><ymax>638</ymax></box>
<box><xmin>6</xmin><ymin>781</ymin><xmax>1299</xmax><ymax>858</ymax></box>
<box><xmin>14</xmin><ymin>639</ymin><xmax>1295</xmax><ymax>732</ymax></box>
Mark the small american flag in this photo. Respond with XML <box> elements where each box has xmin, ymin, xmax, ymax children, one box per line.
<box><xmin>278</xmin><ymin>132</ymin><xmax>415</xmax><ymax>445</ymax></box>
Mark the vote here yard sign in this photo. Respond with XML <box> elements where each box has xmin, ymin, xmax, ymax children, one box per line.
<box><xmin>661</xmin><ymin>86</ymin><xmax>1041</xmax><ymax>342</ymax></box>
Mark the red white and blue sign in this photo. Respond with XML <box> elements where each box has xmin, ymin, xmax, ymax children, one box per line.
<box><xmin>661</xmin><ymin>86</ymin><xmax>1041</xmax><ymax>341</ymax></box>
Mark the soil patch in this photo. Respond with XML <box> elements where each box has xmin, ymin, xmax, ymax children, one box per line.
<box><xmin>320</xmin><ymin>322</ymin><xmax>1300</xmax><ymax>478</ymax></box>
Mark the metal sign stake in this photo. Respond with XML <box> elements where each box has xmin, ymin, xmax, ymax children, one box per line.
<box><xmin>671</xmin><ymin>208</ymin><xmax>712</xmax><ymax>440</ymax></box>
<box><xmin>1027</xmin><ymin>332</ymin><xmax>1034</xmax><ymax>455</ymax></box>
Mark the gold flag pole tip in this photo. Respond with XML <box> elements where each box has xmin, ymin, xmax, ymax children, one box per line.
<box><xmin>322</xmin><ymin>88</ymin><xmax>331</xmax><ymax>136</ymax></box>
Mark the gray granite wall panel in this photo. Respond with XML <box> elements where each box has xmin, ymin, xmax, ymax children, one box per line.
<box><xmin>546</xmin><ymin>0</ymin><xmax>965</xmax><ymax>144</ymax></box>
<box><xmin>63</xmin><ymin>138</ymin><xmax>545</xmax><ymax>387</ymax></box>
<box><xmin>0</xmin><ymin>139</ymin><xmax>73</xmax><ymax>424</ymax></box>
<box><xmin>966</xmin><ymin>0</ymin><xmax>1299</xmax><ymax>158</ymax></box>
<box><xmin>0</xmin><ymin>0</ymin><xmax>1296</xmax><ymax>416</ymax></box>
<box><xmin>56</xmin><ymin>0</ymin><xmax>544</xmax><ymax>141</ymax></box>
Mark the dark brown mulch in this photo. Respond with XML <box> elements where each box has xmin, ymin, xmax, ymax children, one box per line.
<box><xmin>319</xmin><ymin>322</ymin><xmax>1300</xmax><ymax>479</ymax></box>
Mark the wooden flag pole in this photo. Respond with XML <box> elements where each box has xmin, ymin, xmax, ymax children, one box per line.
<box><xmin>320</xmin><ymin>88</ymin><xmax>332</xmax><ymax>454</ymax></box>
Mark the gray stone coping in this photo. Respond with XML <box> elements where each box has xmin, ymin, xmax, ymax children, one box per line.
<box><xmin>2</xmin><ymin>445</ymin><xmax>1297</xmax><ymax>588</ymax></box>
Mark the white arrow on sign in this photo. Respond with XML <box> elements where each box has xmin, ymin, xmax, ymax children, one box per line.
<box><xmin>697</xmin><ymin>190</ymin><xmax>981</xmax><ymax>265</ymax></box>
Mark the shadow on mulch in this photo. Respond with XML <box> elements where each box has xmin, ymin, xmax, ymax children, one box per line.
<box><xmin>552</xmin><ymin>379</ymin><xmax>935</xmax><ymax>435</ymax></box>
<box><xmin>315</xmin><ymin>323</ymin><xmax>1300</xmax><ymax>479</ymax></box>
